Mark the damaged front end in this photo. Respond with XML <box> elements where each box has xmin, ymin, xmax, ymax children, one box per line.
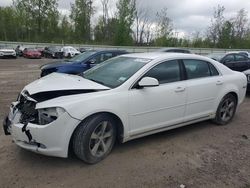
<box><xmin>3</xmin><ymin>91</ymin><xmax>40</xmax><ymax>142</ymax></box>
<box><xmin>2</xmin><ymin>88</ymin><xmax>99</xmax><ymax>157</ymax></box>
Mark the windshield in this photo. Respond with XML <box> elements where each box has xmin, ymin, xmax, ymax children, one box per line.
<box><xmin>207</xmin><ymin>53</ymin><xmax>225</xmax><ymax>61</ymax></box>
<box><xmin>83</xmin><ymin>56</ymin><xmax>151</xmax><ymax>88</ymax></box>
<box><xmin>67</xmin><ymin>51</ymin><xmax>96</xmax><ymax>63</ymax></box>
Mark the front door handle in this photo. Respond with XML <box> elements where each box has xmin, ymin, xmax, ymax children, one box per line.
<box><xmin>216</xmin><ymin>80</ymin><xmax>223</xmax><ymax>85</ymax></box>
<box><xmin>175</xmin><ymin>87</ymin><xmax>185</xmax><ymax>92</ymax></box>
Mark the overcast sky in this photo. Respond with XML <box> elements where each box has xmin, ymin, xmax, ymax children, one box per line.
<box><xmin>1</xmin><ymin>0</ymin><xmax>250</xmax><ymax>38</ymax></box>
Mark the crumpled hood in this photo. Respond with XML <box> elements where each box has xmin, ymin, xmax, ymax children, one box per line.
<box><xmin>24</xmin><ymin>73</ymin><xmax>110</xmax><ymax>95</ymax></box>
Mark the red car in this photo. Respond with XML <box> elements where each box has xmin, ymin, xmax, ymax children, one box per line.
<box><xmin>23</xmin><ymin>48</ymin><xmax>42</xmax><ymax>59</ymax></box>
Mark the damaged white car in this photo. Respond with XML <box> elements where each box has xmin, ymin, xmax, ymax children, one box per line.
<box><xmin>3</xmin><ymin>53</ymin><xmax>247</xmax><ymax>164</ymax></box>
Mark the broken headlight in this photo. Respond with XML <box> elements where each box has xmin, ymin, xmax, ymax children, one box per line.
<box><xmin>38</xmin><ymin>107</ymin><xmax>65</xmax><ymax>125</ymax></box>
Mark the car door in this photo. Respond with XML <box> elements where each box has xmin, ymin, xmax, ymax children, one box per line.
<box><xmin>128</xmin><ymin>60</ymin><xmax>187</xmax><ymax>136</ymax></box>
<box><xmin>234</xmin><ymin>54</ymin><xmax>250</xmax><ymax>72</ymax></box>
<box><xmin>183</xmin><ymin>59</ymin><xmax>222</xmax><ymax>121</ymax></box>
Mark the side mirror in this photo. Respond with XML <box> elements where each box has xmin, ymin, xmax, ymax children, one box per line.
<box><xmin>138</xmin><ymin>77</ymin><xmax>159</xmax><ymax>88</ymax></box>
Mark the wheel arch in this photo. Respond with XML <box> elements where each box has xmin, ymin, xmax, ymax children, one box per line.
<box><xmin>68</xmin><ymin>111</ymin><xmax>125</xmax><ymax>156</ymax></box>
<box><xmin>227</xmin><ymin>91</ymin><xmax>238</xmax><ymax>104</ymax></box>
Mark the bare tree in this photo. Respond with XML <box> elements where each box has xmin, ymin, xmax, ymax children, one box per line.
<box><xmin>144</xmin><ymin>22</ymin><xmax>154</xmax><ymax>45</ymax></box>
<box><xmin>156</xmin><ymin>8</ymin><xmax>173</xmax><ymax>39</ymax></box>
<box><xmin>207</xmin><ymin>5</ymin><xmax>225</xmax><ymax>46</ymax></box>
<box><xmin>232</xmin><ymin>9</ymin><xmax>248</xmax><ymax>40</ymax></box>
<box><xmin>133</xmin><ymin>1</ymin><xmax>151</xmax><ymax>45</ymax></box>
<box><xmin>101</xmin><ymin>0</ymin><xmax>109</xmax><ymax>38</ymax></box>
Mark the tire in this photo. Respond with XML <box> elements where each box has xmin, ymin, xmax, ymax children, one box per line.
<box><xmin>67</xmin><ymin>53</ymin><xmax>71</xmax><ymax>58</ymax></box>
<box><xmin>213</xmin><ymin>94</ymin><xmax>237</xmax><ymax>125</ymax></box>
<box><xmin>73</xmin><ymin>114</ymin><xmax>117</xmax><ymax>164</ymax></box>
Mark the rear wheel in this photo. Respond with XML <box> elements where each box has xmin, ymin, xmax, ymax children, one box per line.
<box><xmin>213</xmin><ymin>94</ymin><xmax>237</xmax><ymax>125</ymax></box>
<box><xmin>73</xmin><ymin>114</ymin><xmax>117</xmax><ymax>164</ymax></box>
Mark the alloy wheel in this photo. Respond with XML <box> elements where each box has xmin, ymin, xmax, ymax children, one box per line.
<box><xmin>89</xmin><ymin>121</ymin><xmax>114</xmax><ymax>157</ymax></box>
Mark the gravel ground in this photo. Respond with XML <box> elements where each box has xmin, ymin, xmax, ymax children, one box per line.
<box><xmin>0</xmin><ymin>57</ymin><xmax>250</xmax><ymax>188</ymax></box>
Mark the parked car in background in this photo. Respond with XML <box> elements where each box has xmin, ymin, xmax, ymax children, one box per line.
<box><xmin>3</xmin><ymin>53</ymin><xmax>247</xmax><ymax>164</ymax></box>
<box><xmin>43</xmin><ymin>46</ymin><xmax>63</xmax><ymax>58</ymax></box>
<box><xmin>227</xmin><ymin>51</ymin><xmax>250</xmax><ymax>58</ymax></box>
<box><xmin>15</xmin><ymin>45</ymin><xmax>23</xmax><ymax>56</ymax></box>
<box><xmin>207</xmin><ymin>52</ymin><xmax>250</xmax><ymax>72</ymax></box>
<box><xmin>157</xmin><ymin>48</ymin><xmax>191</xmax><ymax>54</ymax></box>
<box><xmin>78</xmin><ymin>47</ymin><xmax>87</xmax><ymax>53</ymax></box>
<box><xmin>36</xmin><ymin>47</ymin><xmax>45</xmax><ymax>56</ymax></box>
<box><xmin>0</xmin><ymin>45</ymin><xmax>16</xmax><ymax>58</ymax></box>
<box><xmin>62</xmin><ymin>46</ymin><xmax>80</xmax><ymax>58</ymax></box>
<box><xmin>40</xmin><ymin>50</ymin><xmax>127</xmax><ymax>77</ymax></box>
<box><xmin>243</xmin><ymin>69</ymin><xmax>250</xmax><ymax>91</ymax></box>
<box><xmin>23</xmin><ymin>48</ymin><xmax>42</xmax><ymax>59</ymax></box>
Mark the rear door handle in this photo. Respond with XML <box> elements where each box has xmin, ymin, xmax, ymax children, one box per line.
<box><xmin>175</xmin><ymin>87</ymin><xmax>185</xmax><ymax>92</ymax></box>
<box><xmin>216</xmin><ymin>81</ymin><xmax>223</xmax><ymax>85</ymax></box>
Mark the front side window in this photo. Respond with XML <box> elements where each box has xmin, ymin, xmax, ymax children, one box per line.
<box><xmin>223</xmin><ymin>55</ymin><xmax>234</xmax><ymax>63</ymax></box>
<box><xmin>90</xmin><ymin>53</ymin><xmax>113</xmax><ymax>64</ymax></box>
<box><xmin>144</xmin><ymin>60</ymin><xmax>181</xmax><ymax>84</ymax></box>
<box><xmin>183</xmin><ymin>59</ymin><xmax>211</xmax><ymax>79</ymax></box>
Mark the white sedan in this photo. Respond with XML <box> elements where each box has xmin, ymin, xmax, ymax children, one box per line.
<box><xmin>61</xmin><ymin>46</ymin><xmax>80</xmax><ymax>58</ymax></box>
<box><xmin>3</xmin><ymin>53</ymin><xmax>247</xmax><ymax>164</ymax></box>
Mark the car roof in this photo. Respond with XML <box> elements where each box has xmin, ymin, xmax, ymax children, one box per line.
<box><xmin>87</xmin><ymin>49</ymin><xmax>126</xmax><ymax>53</ymax></box>
<box><xmin>157</xmin><ymin>47</ymin><xmax>191</xmax><ymax>52</ymax></box>
<box><xmin>121</xmin><ymin>52</ymin><xmax>203</xmax><ymax>61</ymax></box>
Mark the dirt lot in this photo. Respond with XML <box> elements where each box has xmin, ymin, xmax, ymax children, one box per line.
<box><xmin>0</xmin><ymin>57</ymin><xmax>250</xmax><ymax>188</ymax></box>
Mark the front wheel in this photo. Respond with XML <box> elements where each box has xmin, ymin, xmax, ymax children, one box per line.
<box><xmin>73</xmin><ymin>114</ymin><xmax>117</xmax><ymax>164</ymax></box>
<box><xmin>213</xmin><ymin>94</ymin><xmax>237</xmax><ymax>125</ymax></box>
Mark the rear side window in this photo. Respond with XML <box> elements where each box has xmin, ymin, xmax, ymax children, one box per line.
<box><xmin>144</xmin><ymin>60</ymin><xmax>181</xmax><ymax>84</ymax></box>
<box><xmin>235</xmin><ymin>54</ymin><xmax>248</xmax><ymax>61</ymax></box>
<box><xmin>183</xmin><ymin>59</ymin><xmax>217</xmax><ymax>79</ymax></box>
<box><xmin>209</xmin><ymin>63</ymin><xmax>219</xmax><ymax>76</ymax></box>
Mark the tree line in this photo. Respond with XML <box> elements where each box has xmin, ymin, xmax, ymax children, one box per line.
<box><xmin>0</xmin><ymin>0</ymin><xmax>250</xmax><ymax>49</ymax></box>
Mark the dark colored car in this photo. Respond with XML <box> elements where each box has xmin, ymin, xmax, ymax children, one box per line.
<box><xmin>157</xmin><ymin>48</ymin><xmax>191</xmax><ymax>54</ymax></box>
<box><xmin>78</xmin><ymin>47</ymin><xmax>87</xmax><ymax>53</ymax></box>
<box><xmin>207</xmin><ymin>53</ymin><xmax>250</xmax><ymax>72</ymax></box>
<box><xmin>40</xmin><ymin>50</ymin><xmax>128</xmax><ymax>77</ymax></box>
<box><xmin>23</xmin><ymin>48</ymin><xmax>42</xmax><ymax>59</ymax></box>
<box><xmin>43</xmin><ymin>46</ymin><xmax>63</xmax><ymax>59</ymax></box>
<box><xmin>15</xmin><ymin>45</ymin><xmax>23</xmax><ymax>56</ymax></box>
